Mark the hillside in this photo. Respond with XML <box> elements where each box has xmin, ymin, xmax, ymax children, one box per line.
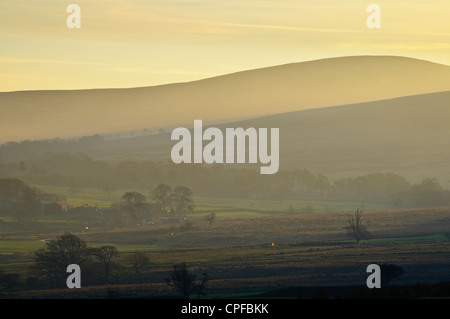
<box><xmin>85</xmin><ymin>91</ymin><xmax>450</xmax><ymax>183</ymax></box>
<box><xmin>1</xmin><ymin>56</ymin><xmax>450</xmax><ymax>143</ymax></box>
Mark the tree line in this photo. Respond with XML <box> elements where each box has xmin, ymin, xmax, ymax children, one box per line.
<box><xmin>0</xmin><ymin>231</ymin><xmax>409</xmax><ymax>298</ymax></box>
<box><xmin>0</xmin><ymin>134</ymin><xmax>106</xmax><ymax>163</ymax></box>
<box><xmin>0</xmin><ymin>232</ymin><xmax>208</xmax><ymax>298</ymax></box>
<box><xmin>2</xmin><ymin>152</ymin><xmax>450</xmax><ymax>208</ymax></box>
<box><xmin>106</xmin><ymin>183</ymin><xmax>195</xmax><ymax>227</ymax></box>
<box><xmin>0</xmin><ymin>178</ymin><xmax>195</xmax><ymax>228</ymax></box>
<box><xmin>0</xmin><ymin>178</ymin><xmax>63</xmax><ymax>224</ymax></box>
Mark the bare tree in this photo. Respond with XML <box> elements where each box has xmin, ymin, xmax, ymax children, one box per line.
<box><xmin>206</xmin><ymin>212</ymin><xmax>216</xmax><ymax>226</ymax></box>
<box><xmin>196</xmin><ymin>272</ymin><xmax>209</xmax><ymax>299</ymax></box>
<box><xmin>93</xmin><ymin>245</ymin><xmax>118</xmax><ymax>283</ymax></box>
<box><xmin>165</xmin><ymin>262</ymin><xmax>209</xmax><ymax>299</ymax></box>
<box><xmin>344</xmin><ymin>209</ymin><xmax>371</xmax><ymax>243</ymax></box>
<box><xmin>128</xmin><ymin>251</ymin><xmax>149</xmax><ymax>274</ymax></box>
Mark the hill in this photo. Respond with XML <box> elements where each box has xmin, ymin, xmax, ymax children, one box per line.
<box><xmin>85</xmin><ymin>91</ymin><xmax>450</xmax><ymax>183</ymax></box>
<box><xmin>1</xmin><ymin>56</ymin><xmax>450</xmax><ymax>143</ymax></box>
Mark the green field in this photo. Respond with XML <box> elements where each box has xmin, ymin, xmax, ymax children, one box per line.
<box><xmin>362</xmin><ymin>234</ymin><xmax>449</xmax><ymax>245</ymax></box>
<box><xmin>34</xmin><ymin>184</ymin><xmax>118</xmax><ymax>208</ymax></box>
<box><xmin>33</xmin><ymin>184</ymin><xmax>392</xmax><ymax>217</ymax></box>
<box><xmin>1</xmin><ymin>186</ymin><xmax>449</xmax><ymax>298</ymax></box>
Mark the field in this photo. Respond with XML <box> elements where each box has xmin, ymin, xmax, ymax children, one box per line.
<box><xmin>0</xmin><ymin>186</ymin><xmax>449</xmax><ymax>298</ymax></box>
<box><xmin>33</xmin><ymin>183</ymin><xmax>394</xmax><ymax>216</ymax></box>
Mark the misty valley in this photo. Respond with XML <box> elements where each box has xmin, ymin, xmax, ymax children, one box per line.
<box><xmin>0</xmin><ymin>137</ymin><xmax>449</xmax><ymax>299</ymax></box>
<box><xmin>0</xmin><ymin>56</ymin><xmax>450</xmax><ymax>299</ymax></box>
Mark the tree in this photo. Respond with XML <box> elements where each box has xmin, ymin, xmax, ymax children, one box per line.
<box><xmin>121</xmin><ymin>191</ymin><xmax>147</xmax><ymax>224</ymax></box>
<box><xmin>128</xmin><ymin>251</ymin><xmax>149</xmax><ymax>274</ymax></box>
<box><xmin>379</xmin><ymin>263</ymin><xmax>404</xmax><ymax>286</ymax></box>
<box><xmin>16</xmin><ymin>187</ymin><xmax>40</xmax><ymax>224</ymax></box>
<box><xmin>93</xmin><ymin>245</ymin><xmax>118</xmax><ymax>283</ymax></box>
<box><xmin>0</xmin><ymin>178</ymin><xmax>29</xmax><ymax>201</ymax></box>
<box><xmin>152</xmin><ymin>183</ymin><xmax>172</xmax><ymax>212</ymax></box>
<box><xmin>18</xmin><ymin>161</ymin><xmax>27</xmax><ymax>173</ymax></box>
<box><xmin>103</xmin><ymin>186</ymin><xmax>115</xmax><ymax>198</ymax></box>
<box><xmin>33</xmin><ymin>232</ymin><xmax>92</xmax><ymax>288</ymax></box>
<box><xmin>0</xmin><ymin>269</ymin><xmax>21</xmax><ymax>293</ymax></box>
<box><xmin>344</xmin><ymin>209</ymin><xmax>371</xmax><ymax>243</ymax></box>
<box><xmin>196</xmin><ymin>272</ymin><xmax>209</xmax><ymax>299</ymax></box>
<box><xmin>206</xmin><ymin>212</ymin><xmax>216</xmax><ymax>226</ymax></box>
<box><xmin>172</xmin><ymin>186</ymin><xmax>194</xmax><ymax>216</ymax></box>
<box><xmin>410</xmin><ymin>178</ymin><xmax>449</xmax><ymax>207</ymax></box>
<box><xmin>68</xmin><ymin>181</ymin><xmax>80</xmax><ymax>197</ymax></box>
<box><xmin>122</xmin><ymin>191</ymin><xmax>147</xmax><ymax>205</ymax></box>
<box><xmin>165</xmin><ymin>262</ymin><xmax>209</xmax><ymax>299</ymax></box>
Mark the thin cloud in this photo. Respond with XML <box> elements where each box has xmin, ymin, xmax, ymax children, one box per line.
<box><xmin>215</xmin><ymin>21</ymin><xmax>363</xmax><ymax>34</ymax></box>
<box><xmin>339</xmin><ymin>42</ymin><xmax>450</xmax><ymax>51</ymax></box>
<box><xmin>0</xmin><ymin>57</ymin><xmax>100</xmax><ymax>65</ymax></box>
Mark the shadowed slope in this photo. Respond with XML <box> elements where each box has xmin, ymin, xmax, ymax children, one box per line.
<box><xmin>87</xmin><ymin>91</ymin><xmax>450</xmax><ymax>183</ymax></box>
<box><xmin>1</xmin><ymin>56</ymin><xmax>450</xmax><ymax>143</ymax></box>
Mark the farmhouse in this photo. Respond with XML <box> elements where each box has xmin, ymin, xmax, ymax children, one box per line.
<box><xmin>0</xmin><ymin>199</ymin><xmax>68</xmax><ymax>215</ymax></box>
<box><xmin>68</xmin><ymin>204</ymin><xmax>98</xmax><ymax>215</ymax></box>
<box><xmin>40</xmin><ymin>201</ymin><xmax>68</xmax><ymax>214</ymax></box>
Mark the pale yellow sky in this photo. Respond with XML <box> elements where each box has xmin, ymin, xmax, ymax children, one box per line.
<box><xmin>1</xmin><ymin>0</ymin><xmax>450</xmax><ymax>92</ymax></box>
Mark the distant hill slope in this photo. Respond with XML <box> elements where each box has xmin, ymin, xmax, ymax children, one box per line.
<box><xmin>86</xmin><ymin>91</ymin><xmax>450</xmax><ymax>183</ymax></box>
<box><xmin>1</xmin><ymin>55</ymin><xmax>450</xmax><ymax>143</ymax></box>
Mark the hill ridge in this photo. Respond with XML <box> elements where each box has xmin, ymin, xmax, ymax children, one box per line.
<box><xmin>1</xmin><ymin>55</ymin><xmax>450</xmax><ymax>143</ymax></box>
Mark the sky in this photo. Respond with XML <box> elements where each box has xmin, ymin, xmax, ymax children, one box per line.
<box><xmin>1</xmin><ymin>0</ymin><xmax>450</xmax><ymax>92</ymax></box>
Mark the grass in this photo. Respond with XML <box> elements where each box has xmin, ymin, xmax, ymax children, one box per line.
<box><xmin>32</xmin><ymin>184</ymin><xmax>394</xmax><ymax>217</ymax></box>
<box><xmin>33</xmin><ymin>184</ymin><xmax>117</xmax><ymax>208</ymax></box>
<box><xmin>0</xmin><ymin>240</ymin><xmax>45</xmax><ymax>254</ymax></box>
<box><xmin>205</xmin><ymin>291</ymin><xmax>267</xmax><ymax>299</ymax></box>
<box><xmin>193</xmin><ymin>196</ymin><xmax>392</xmax><ymax>214</ymax></box>
<box><xmin>89</xmin><ymin>242</ymin><xmax>163</xmax><ymax>251</ymax></box>
<box><xmin>5</xmin><ymin>239</ymin><xmax>450</xmax><ymax>298</ymax></box>
<box><xmin>362</xmin><ymin>234</ymin><xmax>449</xmax><ymax>245</ymax></box>
<box><xmin>0</xmin><ymin>193</ymin><xmax>449</xmax><ymax>298</ymax></box>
